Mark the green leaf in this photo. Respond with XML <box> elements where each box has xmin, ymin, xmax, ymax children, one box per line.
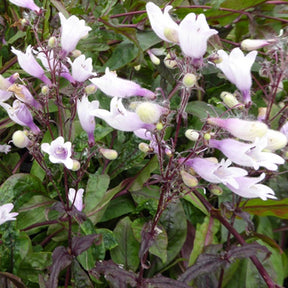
<box><xmin>182</xmin><ymin>189</ymin><xmax>209</xmax><ymax>216</ymax></box>
<box><xmin>6</xmin><ymin>31</ymin><xmax>26</xmax><ymax>45</ymax></box>
<box><xmin>132</xmin><ymin>219</ymin><xmax>168</xmax><ymax>263</ymax></box>
<box><xmin>0</xmin><ymin>173</ymin><xmax>46</xmax><ymax>208</ymax></box>
<box><xmin>104</xmin><ymin>42</ymin><xmax>139</xmax><ymax>70</ymax></box>
<box><xmin>72</xmin><ymin>260</ymin><xmax>94</xmax><ymax>288</ymax></box>
<box><xmin>240</xmin><ymin>198</ymin><xmax>288</xmax><ymax>219</ymax></box>
<box><xmin>188</xmin><ymin>216</ymin><xmax>220</xmax><ymax>266</ymax></box>
<box><xmin>16</xmin><ymin>195</ymin><xmax>55</xmax><ymax>232</ymax></box>
<box><xmin>110</xmin><ymin>216</ymin><xmax>140</xmax><ymax>272</ymax></box>
<box><xmin>186</xmin><ymin>101</ymin><xmax>224</xmax><ymax>120</ymax></box>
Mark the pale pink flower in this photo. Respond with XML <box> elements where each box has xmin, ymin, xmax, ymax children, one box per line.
<box><xmin>90</xmin><ymin>68</ymin><xmax>155</xmax><ymax>99</ymax></box>
<box><xmin>68</xmin><ymin>188</ymin><xmax>84</xmax><ymax>211</ymax></box>
<box><xmin>68</xmin><ymin>55</ymin><xmax>96</xmax><ymax>82</ymax></box>
<box><xmin>225</xmin><ymin>173</ymin><xmax>276</xmax><ymax>200</ymax></box>
<box><xmin>207</xmin><ymin>117</ymin><xmax>268</xmax><ymax>142</ymax></box>
<box><xmin>11</xmin><ymin>46</ymin><xmax>51</xmax><ymax>85</ymax></box>
<box><xmin>9</xmin><ymin>0</ymin><xmax>40</xmax><ymax>13</ymax></box>
<box><xmin>209</xmin><ymin>138</ymin><xmax>284</xmax><ymax>171</ymax></box>
<box><xmin>0</xmin><ymin>144</ymin><xmax>11</xmax><ymax>154</ymax></box>
<box><xmin>90</xmin><ymin>97</ymin><xmax>154</xmax><ymax>132</ymax></box>
<box><xmin>0</xmin><ymin>203</ymin><xmax>18</xmax><ymax>225</ymax></box>
<box><xmin>77</xmin><ymin>95</ymin><xmax>99</xmax><ymax>145</ymax></box>
<box><xmin>216</xmin><ymin>48</ymin><xmax>257</xmax><ymax>104</ymax></box>
<box><xmin>59</xmin><ymin>13</ymin><xmax>92</xmax><ymax>55</ymax></box>
<box><xmin>179</xmin><ymin>13</ymin><xmax>218</xmax><ymax>60</ymax></box>
<box><xmin>146</xmin><ymin>2</ymin><xmax>179</xmax><ymax>43</ymax></box>
<box><xmin>41</xmin><ymin>136</ymin><xmax>73</xmax><ymax>169</ymax></box>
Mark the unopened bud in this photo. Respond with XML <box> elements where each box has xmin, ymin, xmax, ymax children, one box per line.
<box><xmin>208</xmin><ymin>184</ymin><xmax>223</xmax><ymax>195</ymax></box>
<box><xmin>156</xmin><ymin>122</ymin><xmax>163</xmax><ymax>131</ymax></box>
<box><xmin>165</xmin><ymin>147</ymin><xmax>172</xmax><ymax>157</ymax></box>
<box><xmin>257</xmin><ymin>107</ymin><xmax>267</xmax><ymax>121</ymax></box>
<box><xmin>84</xmin><ymin>84</ymin><xmax>97</xmax><ymax>95</ymax></box>
<box><xmin>48</xmin><ymin>36</ymin><xmax>57</xmax><ymax>48</ymax></box>
<box><xmin>72</xmin><ymin>160</ymin><xmax>81</xmax><ymax>171</ymax></box>
<box><xmin>138</xmin><ymin>142</ymin><xmax>150</xmax><ymax>153</ymax></box>
<box><xmin>265</xmin><ymin>129</ymin><xmax>287</xmax><ymax>151</ymax></box>
<box><xmin>163</xmin><ymin>27</ymin><xmax>179</xmax><ymax>43</ymax></box>
<box><xmin>136</xmin><ymin>102</ymin><xmax>161</xmax><ymax>124</ymax></box>
<box><xmin>99</xmin><ymin>148</ymin><xmax>118</xmax><ymax>160</ymax></box>
<box><xmin>220</xmin><ymin>91</ymin><xmax>241</xmax><ymax>108</ymax></box>
<box><xmin>180</xmin><ymin>170</ymin><xmax>198</xmax><ymax>188</ymax></box>
<box><xmin>182</xmin><ymin>73</ymin><xmax>197</xmax><ymax>88</ymax></box>
<box><xmin>241</xmin><ymin>39</ymin><xmax>275</xmax><ymax>51</ymax></box>
<box><xmin>71</xmin><ymin>49</ymin><xmax>82</xmax><ymax>58</ymax></box>
<box><xmin>185</xmin><ymin>129</ymin><xmax>199</xmax><ymax>141</ymax></box>
<box><xmin>148</xmin><ymin>50</ymin><xmax>160</xmax><ymax>65</ymax></box>
<box><xmin>12</xmin><ymin>130</ymin><xmax>30</xmax><ymax>148</ymax></box>
<box><xmin>164</xmin><ymin>53</ymin><xmax>177</xmax><ymax>69</ymax></box>
<box><xmin>204</xmin><ymin>133</ymin><xmax>211</xmax><ymax>141</ymax></box>
<box><xmin>41</xmin><ymin>86</ymin><xmax>49</xmax><ymax>95</ymax></box>
<box><xmin>208</xmin><ymin>53</ymin><xmax>222</xmax><ymax>64</ymax></box>
<box><xmin>20</xmin><ymin>18</ymin><xmax>28</xmax><ymax>27</ymax></box>
<box><xmin>134</xmin><ymin>65</ymin><xmax>141</xmax><ymax>71</ymax></box>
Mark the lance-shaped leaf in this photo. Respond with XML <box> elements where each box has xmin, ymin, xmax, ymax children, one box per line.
<box><xmin>48</xmin><ymin>246</ymin><xmax>73</xmax><ymax>288</ymax></box>
<box><xmin>144</xmin><ymin>274</ymin><xmax>192</xmax><ymax>288</ymax></box>
<box><xmin>71</xmin><ymin>235</ymin><xmax>101</xmax><ymax>257</ymax></box>
<box><xmin>89</xmin><ymin>260</ymin><xmax>137</xmax><ymax>288</ymax></box>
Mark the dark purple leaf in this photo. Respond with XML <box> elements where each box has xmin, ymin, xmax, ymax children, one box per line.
<box><xmin>144</xmin><ymin>275</ymin><xmax>192</xmax><ymax>288</ymax></box>
<box><xmin>48</xmin><ymin>246</ymin><xmax>73</xmax><ymax>288</ymax></box>
<box><xmin>0</xmin><ymin>272</ymin><xmax>27</xmax><ymax>288</ymax></box>
<box><xmin>71</xmin><ymin>234</ymin><xmax>101</xmax><ymax>257</ymax></box>
<box><xmin>89</xmin><ymin>260</ymin><xmax>137</xmax><ymax>288</ymax></box>
<box><xmin>178</xmin><ymin>253</ymin><xmax>227</xmax><ymax>283</ymax></box>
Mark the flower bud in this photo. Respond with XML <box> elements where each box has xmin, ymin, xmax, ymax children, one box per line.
<box><xmin>164</xmin><ymin>54</ymin><xmax>177</xmax><ymax>69</ymax></box>
<box><xmin>204</xmin><ymin>133</ymin><xmax>211</xmax><ymax>141</ymax></box>
<box><xmin>72</xmin><ymin>160</ymin><xmax>81</xmax><ymax>171</ymax></box>
<box><xmin>41</xmin><ymin>85</ymin><xmax>49</xmax><ymax>95</ymax></box>
<box><xmin>180</xmin><ymin>170</ymin><xmax>198</xmax><ymax>188</ymax></box>
<box><xmin>257</xmin><ymin>107</ymin><xmax>267</xmax><ymax>121</ymax></box>
<box><xmin>208</xmin><ymin>184</ymin><xmax>223</xmax><ymax>195</ymax></box>
<box><xmin>12</xmin><ymin>130</ymin><xmax>30</xmax><ymax>148</ymax></box>
<box><xmin>48</xmin><ymin>36</ymin><xmax>57</xmax><ymax>48</ymax></box>
<box><xmin>99</xmin><ymin>148</ymin><xmax>118</xmax><ymax>160</ymax></box>
<box><xmin>148</xmin><ymin>50</ymin><xmax>160</xmax><ymax>65</ymax></box>
<box><xmin>264</xmin><ymin>129</ymin><xmax>287</xmax><ymax>151</ymax></box>
<box><xmin>165</xmin><ymin>147</ymin><xmax>172</xmax><ymax>157</ymax></box>
<box><xmin>208</xmin><ymin>53</ymin><xmax>222</xmax><ymax>64</ymax></box>
<box><xmin>71</xmin><ymin>49</ymin><xmax>82</xmax><ymax>58</ymax></box>
<box><xmin>156</xmin><ymin>122</ymin><xmax>164</xmax><ymax>130</ymax></box>
<box><xmin>185</xmin><ymin>129</ymin><xmax>199</xmax><ymax>141</ymax></box>
<box><xmin>84</xmin><ymin>84</ymin><xmax>97</xmax><ymax>95</ymax></box>
<box><xmin>241</xmin><ymin>39</ymin><xmax>275</xmax><ymax>51</ymax></box>
<box><xmin>136</xmin><ymin>102</ymin><xmax>162</xmax><ymax>124</ymax></box>
<box><xmin>134</xmin><ymin>65</ymin><xmax>141</xmax><ymax>71</ymax></box>
<box><xmin>182</xmin><ymin>73</ymin><xmax>197</xmax><ymax>88</ymax></box>
<box><xmin>220</xmin><ymin>91</ymin><xmax>241</xmax><ymax>108</ymax></box>
<box><xmin>20</xmin><ymin>18</ymin><xmax>28</xmax><ymax>27</ymax></box>
<box><xmin>163</xmin><ymin>27</ymin><xmax>179</xmax><ymax>43</ymax></box>
<box><xmin>138</xmin><ymin>142</ymin><xmax>151</xmax><ymax>153</ymax></box>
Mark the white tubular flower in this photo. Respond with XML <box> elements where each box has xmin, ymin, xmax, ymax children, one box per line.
<box><xmin>90</xmin><ymin>68</ymin><xmax>155</xmax><ymax>99</ymax></box>
<box><xmin>68</xmin><ymin>55</ymin><xmax>96</xmax><ymax>82</ymax></box>
<box><xmin>90</xmin><ymin>97</ymin><xmax>154</xmax><ymax>132</ymax></box>
<box><xmin>9</xmin><ymin>0</ymin><xmax>40</xmax><ymax>13</ymax></box>
<box><xmin>77</xmin><ymin>95</ymin><xmax>99</xmax><ymax>145</ymax></box>
<box><xmin>225</xmin><ymin>173</ymin><xmax>276</xmax><ymax>200</ymax></box>
<box><xmin>264</xmin><ymin>129</ymin><xmax>287</xmax><ymax>151</ymax></box>
<box><xmin>146</xmin><ymin>2</ymin><xmax>179</xmax><ymax>43</ymax></box>
<box><xmin>216</xmin><ymin>48</ymin><xmax>257</xmax><ymax>104</ymax></box>
<box><xmin>209</xmin><ymin>138</ymin><xmax>285</xmax><ymax>171</ymax></box>
<box><xmin>182</xmin><ymin>157</ymin><xmax>248</xmax><ymax>189</ymax></box>
<box><xmin>0</xmin><ymin>203</ymin><xmax>18</xmax><ymax>225</ymax></box>
<box><xmin>207</xmin><ymin>117</ymin><xmax>268</xmax><ymax>142</ymax></box>
<box><xmin>241</xmin><ymin>39</ymin><xmax>276</xmax><ymax>51</ymax></box>
<box><xmin>178</xmin><ymin>13</ymin><xmax>218</xmax><ymax>60</ymax></box>
<box><xmin>11</xmin><ymin>46</ymin><xmax>51</xmax><ymax>85</ymax></box>
<box><xmin>68</xmin><ymin>188</ymin><xmax>84</xmax><ymax>211</ymax></box>
<box><xmin>41</xmin><ymin>136</ymin><xmax>73</xmax><ymax>169</ymax></box>
<box><xmin>59</xmin><ymin>13</ymin><xmax>92</xmax><ymax>55</ymax></box>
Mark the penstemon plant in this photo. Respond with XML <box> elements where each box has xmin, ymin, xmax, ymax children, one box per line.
<box><xmin>0</xmin><ymin>0</ymin><xmax>287</xmax><ymax>287</ymax></box>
